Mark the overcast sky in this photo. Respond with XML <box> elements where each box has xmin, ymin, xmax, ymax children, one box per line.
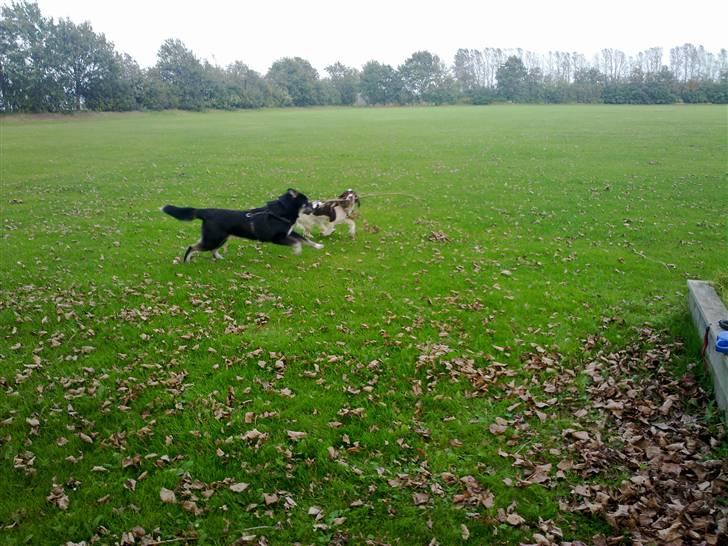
<box><xmin>19</xmin><ymin>0</ymin><xmax>728</xmax><ymax>74</ymax></box>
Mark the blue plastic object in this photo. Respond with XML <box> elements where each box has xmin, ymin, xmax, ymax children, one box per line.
<box><xmin>717</xmin><ymin>331</ymin><xmax>728</xmax><ymax>354</ymax></box>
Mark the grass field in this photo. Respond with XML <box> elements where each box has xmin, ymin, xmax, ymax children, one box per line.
<box><xmin>1</xmin><ymin>105</ymin><xmax>727</xmax><ymax>545</ymax></box>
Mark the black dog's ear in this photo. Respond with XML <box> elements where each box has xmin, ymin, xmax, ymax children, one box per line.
<box><xmin>287</xmin><ymin>188</ymin><xmax>299</xmax><ymax>198</ymax></box>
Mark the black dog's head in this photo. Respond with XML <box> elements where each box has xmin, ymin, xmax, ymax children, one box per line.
<box><xmin>270</xmin><ymin>188</ymin><xmax>310</xmax><ymax>217</ymax></box>
<box><xmin>285</xmin><ymin>188</ymin><xmax>309</xmax><ymax>209</ymax></box>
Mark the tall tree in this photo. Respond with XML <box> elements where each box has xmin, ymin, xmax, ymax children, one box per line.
<box><xmin>598</xmin><ymin>48</ymin><xmax>628</xmax><ymax>82</ymax></box>
<box><xmin>481</xmin><ymin>48</ymin><xmax>505</xmax><ymax>88</ymax></box>
<box><xmin>453</xmin><ymin>48</ymin><xmax>476</xmax><ymax>91</ymax></box>
<box><xmin>51</xmin><ymin>18</ymin><xmax>119</xmax><ymax>110</ymax></box>
<box><xmin>139</xmin><ymin>67</ymin><xmax>175</xmax><ymax>110</ymax></box>
<box><xmin>156</xmin><ymin>38</ymin><xmax>207</xmax><ymax>110</ymax></box>
<box><xmin>266</xmin><ymin>57</ymin><xmax>321</xmax><ymax>106</ymax></box>
<box><xmin>572</xmin><ymin>67</ymin><xmax>605</xmax><ymax>103</ymax></box>
<box><xmin>224</xmin><ymin>61</ymin><xmax>272</xmax><ymax>108</ymax></box>
<box><xmin>324</xmin><ymin>62</ymin><xmax>359</xmax><ymax>105</ymax></box>
<box><xmin>496</xmin><ymin>55</ymin><xmax>528</xmax><ymax>101</ymax></box>
<box><xmin>0</xmin><ymin>0</ymin><xmax>62</xmax><ymax>111</ymax></box>
<box><xmin>359</xmin><ymin>60</ymin><xmax>401</xmax><ymax>105</ymax></box>
<box><xmin>636</xmin><ymin>47</ymin><xmax>663</xmax><ymax>75</ymax></box>
<box><xmin>398</xmin><ymin>50</ymin><xmax>454</xmax><ymax>104</ymax></box>
<box><xmin>108</xmin><ymin>52</ymin><xmax>143</xmax><ymax>111</ymax></box>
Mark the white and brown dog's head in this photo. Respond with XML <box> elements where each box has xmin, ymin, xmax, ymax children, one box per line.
<box><xmin>296</xmin><ymin>189</ymin><xmax>360</xmax><ymax>238</ymax></box>
<box><xmin>337</xmin><ymin>189</ymin><xmax>360</xmax><ymax>211</ymax></box>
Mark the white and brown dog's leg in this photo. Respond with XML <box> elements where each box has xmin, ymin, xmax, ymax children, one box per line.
<box><xmin>344</xmin><ymin>218</ymin><xmax>356</xmax><ymax>238</ymax></box>
<box><xmin>321</xmin><ymin>221</ymin><xmax>335</xmax><ymax>236</ymax></box>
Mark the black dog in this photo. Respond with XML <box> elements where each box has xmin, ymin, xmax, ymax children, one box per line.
<box><xmin>162</xmin><ymin>189</ymin><xmax>323</xmax><ymax>262</ymax></box>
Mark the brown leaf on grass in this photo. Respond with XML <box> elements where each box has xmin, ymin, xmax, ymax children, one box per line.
<box><xmin>460</xmin><ymin>524</ymin><xmax>470</xmax><ymax>540</ymax></box>
<box><xmin>453</xmin><ymin>475</ymin><xmax>495</xmax><ymax>508</ymax></box>
<box><xmin>569</xmin><ymin>430</ymin><xmax>590</xmax><ymax>441</ymax></box>
<box><xmin>287</xmin><ymin>430</ymin><xmax>307</xmax><ymax>441</ymax></box>
<box><xmin>229</xmin><ymin>482</ymin><xmax>249</xmax><ymax>493</ymax></box>
<box><xmin>440</xmin><ymin>472</ymin><xmax>457</xmax><ymax>484</ymax></box>
<box><xmin>13</xmin><ymin>451</ymin><xmax>36</xmax><ymax>476</ymax></box>
<box><xmin>489</xmin><ymin>423</ymin><xmax>507</xmax><ymax>435</ymax></box>
<box><xmin>412</xmin><ymin>492</ymin><xmax>429</xmax><ymax>505</ymax></box>
<box><xmin>263</xmin><ymin>493</ymin><xmax>278</xmax><ymax>505</ymax></box>
<box><xmin>159</xmin><ymin>487</ymin><xmax>176</xmax><ymax>504</ymax></box>
<box><xmin>428</xmin><ymin>231</ymin><xmax>450</xmax><ymax>242</ymax></box>
<box><xmin>505</xmin><ymin>511</ymin><xmax>526</xmax><ymax>526</ymax></box>
<box><xmin>521</xmin><ymin>463</ymin><xmax>552</xmax><ymax>485</ymax></box>
<box><xmin>47</xmin><ymin>482</ymin><xmax>69</xmax><ymax>510</ymax></box>
<box><xmin>181</xmin><ymin>500</ymin><xmax>202</xmax><ymax>515</ymax></box>
<box><xmin>656</xmin><ymin>521</ymin><xmax>683</xmax><ymax>542</ymax></box>
<box><xmin>660</xmin><ymin>462</ymin><xmax>682</xmax><ymax>475</ymax></box>
<box><xmin>121</xmin><ymin>454</ymin><xmax>140</xmax><ymax>468</ymax></box>
<box><xmin>241</xmin><ymin>428</ymin><xmax>265</xmax><ymax>441</ymax></box>
<box><xmin>412</xmin><ymin>380</ymin><xmax>423</xmax><ymax>396</ymax></box>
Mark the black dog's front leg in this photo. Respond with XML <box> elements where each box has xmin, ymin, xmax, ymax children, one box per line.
<box><xmin>289</xmin><ymin>232</ymin><xmax>324</xmax><ymax>251</ymax></box>
<box><xmin>275</xmin><ymin>233</ymin><xmax>324</xmax><ymax>255</ymax></box>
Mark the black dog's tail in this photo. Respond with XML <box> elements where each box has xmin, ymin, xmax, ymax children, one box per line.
<box><xmin>162</xmin><ymin>205</ymin><xmax>197</xmax><ymax>221</ymax></box>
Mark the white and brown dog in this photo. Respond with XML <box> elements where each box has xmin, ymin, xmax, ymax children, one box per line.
<box><xmin>295</xmin><ymin>189</ymin><xmax>360</xmax><ymax>238</ymax></box>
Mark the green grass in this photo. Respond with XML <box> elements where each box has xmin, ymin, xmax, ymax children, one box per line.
<box><xmin>1</xmin><ymin>105</ymin><xmax>726</xmax><ymax>544</ymax></box>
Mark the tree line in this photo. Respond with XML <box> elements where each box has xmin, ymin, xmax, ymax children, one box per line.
<box><xmin>1</xmin><ymin>1</ymin><xmax>726</xmax><ymax>113</ymax></box>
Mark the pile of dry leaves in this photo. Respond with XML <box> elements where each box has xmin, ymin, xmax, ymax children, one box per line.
<box><xmin>562</xmin><ymin>327</ymin><xmax>727</xmax><ymax>545</ymax></box>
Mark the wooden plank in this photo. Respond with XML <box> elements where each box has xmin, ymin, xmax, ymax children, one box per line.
<box><xmin>687</xmin><ymin>280</ymin><xmax>728</xmax><ymax>422</ymax></box>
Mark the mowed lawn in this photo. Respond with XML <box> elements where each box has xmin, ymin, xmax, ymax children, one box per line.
<box><xmin>1</xmin><ymin>105</ymin><xmax>726</xmax><ymax>545</ymax></box>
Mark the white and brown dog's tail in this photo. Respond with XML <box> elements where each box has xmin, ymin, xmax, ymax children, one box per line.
<box><xmin>162</xmin><ymin>205</ymin><xmax>197</xmax><ymax>221</ymax></box>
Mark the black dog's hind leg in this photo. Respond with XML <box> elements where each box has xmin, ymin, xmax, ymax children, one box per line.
<box><xmin>184</xmin><ymin>241</ymin><xmax>202</xmax><ymax>263</ymax></box>
<box><xmin>185</xmin><ymin>223</ymin><xmax>229</xmax><ymax>263</ymax></box>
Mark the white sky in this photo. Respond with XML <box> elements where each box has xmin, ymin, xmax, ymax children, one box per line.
<box><xmin>17</xmin><ymin>0</ymin><xmax>728</xmax><ymax>74</ymax></box>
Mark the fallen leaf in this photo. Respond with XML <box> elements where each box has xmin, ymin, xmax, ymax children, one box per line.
<box><xmin>412</xmin><ymin>492</ymin><xmax>429</xmax><ymax>505</ymax></box>
<box><xmin>287</xmin><ymin>430</ymin><xmax>307</xmax><ymax>441</ymax></box>
<box><xmin>160</xmin><ymin>487</ymin><xmax>177</xmax><ymax>504</ymax></box>
<box><xmin>506</xmin><ymin>512</ymin><xmax>526</xmax><ymax>526</ymax></box>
